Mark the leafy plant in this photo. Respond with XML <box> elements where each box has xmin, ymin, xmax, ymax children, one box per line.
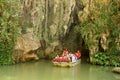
<box><xmin>49</xmin><ymin>52</ymin><xmax>56</xmax><ymax>60</ymax></box>
<box><xmin>36</xmin><ymin>51</ymin><xmax>44</xmax><ymax>59</ymax></box>
<box><xmin>92</xmin><ymin>51</ymin><xmax>120</xmax><ymax>66</ymax></box>
<box><xmin>0</xmin><ymin>1</ymin><xmax>20</xmax><ymax>65</ymax></box>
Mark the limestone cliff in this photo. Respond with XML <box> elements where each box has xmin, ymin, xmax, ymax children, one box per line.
<box><xmin>15</xmin><ymin>0</ymin><xmax>120</xmax><ymax>62</ymax></box>
<box><xmin>19</xmin><ymin>0</ymin><xmax>77</xmax><ymax>57</ymax></box>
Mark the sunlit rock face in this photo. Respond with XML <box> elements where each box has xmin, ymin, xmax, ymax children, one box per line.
<box><xmin>19</xmin><ymin>0</ymin><xmax>77</xmax><ymax>56</ymax></box>
<box><xmin>77</xmin><ymin>0</ymin><xmax>109</xmax><ymax>23</ymax></box>
<box><xmin>20</xmin><ymin>0</ymin><xmax>76</xmax><ymax>37</ymax></box>
<box><xmin>14</xmin><ymin>32</ymin><xmax>40</xmax><ymax>62</ymax></box>
<box><xmin>17</xmin><ymin>0</ymin><xmax>120</xmax><ymax>62</ymax></box>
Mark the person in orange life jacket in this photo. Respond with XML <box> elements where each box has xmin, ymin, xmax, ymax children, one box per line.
<box><xmin>62</xmin><ymin>49</ymin><xmax>69</xmax><ymax>57</ymax></box>
<box><xmin>52</xmin><ymin>54</ymin><xmax>59</xmax><ymax>62</ymax></box>
<box><xmin>75</xmin><ymin>50</ymin><xmax>81</xmax><ymax>59</ymax></box>
<box><xmin>59</xmin><ymin>56</ymin><xmax>66</xmax><ymax>62</ymax></box>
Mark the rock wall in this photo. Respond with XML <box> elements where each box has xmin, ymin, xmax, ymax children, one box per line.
<box><xmin>20</xmin><ymin>0</ymin><xmax>76</xmax><ymax>37</ymax></box>
<box><xmin>17</xmin><ymin>0</ymin><xmax>79</xmax><ymax>60</ymax></box>
<box><xmin>77</xmin><ymin>0</ymin><xmax>120</xmax><ymax>62</ymax></box>
<box><xmin>14</xmin><ymin>32</ymin><xmax>40</xmax><ymax>62</ymax></box>
<box><xmin>16</xmin><ymin>0</ymin><xmax>120</xmax><ymax>62</ymax></box>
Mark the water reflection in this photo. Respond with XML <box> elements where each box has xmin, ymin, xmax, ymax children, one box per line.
<box><xmin>0</xmin><ymin>60</ymin><xmax>119</xmax><ymax>80</ymax></box>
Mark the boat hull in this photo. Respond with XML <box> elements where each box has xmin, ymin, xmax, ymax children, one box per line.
<box><xmin>52</xmin><ymin>59</ymin><xmax>81</xmax><ymax>67</ymax></box>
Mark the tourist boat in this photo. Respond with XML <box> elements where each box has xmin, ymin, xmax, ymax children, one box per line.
<box><xmin>52</xmin><ymin>50</ymin><xmax>81</xmax><ymax>67</ymax></box>
<box><xmin>52</xmin><ymin>59</ymin><xmax>81</xmax><ymax>67</ymax></box>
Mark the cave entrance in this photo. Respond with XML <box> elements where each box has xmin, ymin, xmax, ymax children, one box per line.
<box><xmin>75</xmin><ymin>36</ymin><xmax>90</xmax><ymax>63</ymax></box>
<box><xmin>81</xmin><ymin>48</ymin><xmax>90</xmax><ymax>63</ymax></box>
<box><xmin>77</xmin><ymin>35</ymin><xmax>90</xmax><ymax>63</ymax></box>
<box><xmin>61</xmin><ymin>26</ymin><xmax>90</xmax><ymax>63</ymax></box>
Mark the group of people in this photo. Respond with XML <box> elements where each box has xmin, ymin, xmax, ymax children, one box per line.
<box><xmin>52</xmin><ymin>49</ymin><xmax>81</xmax><ymax>63</ymax></box>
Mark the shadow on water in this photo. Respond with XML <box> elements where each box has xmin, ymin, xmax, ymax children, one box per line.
<box><xmin>0</xmin><ymin>60</ymin><xmax>119</xmax><ymax>80</ymax></box>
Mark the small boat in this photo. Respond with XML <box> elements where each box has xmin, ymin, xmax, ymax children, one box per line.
<box><xmin>52</xmin><ymin>50</ymin><xmax>81</xmax><ymax>67</ymax></box>
<box><xmin>52</xmin><ymin>59</ymin><xmax>81</xmax><ymax>67</ymax></box>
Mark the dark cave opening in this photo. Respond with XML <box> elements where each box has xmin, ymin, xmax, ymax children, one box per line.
<box><xmin>81</xmin><ymin>48</ymin><xmax>90</xmax><ymax>63</ymax></box>
<box><xmin>62</xmin><ymin>30</ymin><xmax>90</xmax><ymax>63</ymax></box>
<box><xmin>76</xmin><ymin>34</ymin><xmax>90</xmax><ymax>63</ymax></box>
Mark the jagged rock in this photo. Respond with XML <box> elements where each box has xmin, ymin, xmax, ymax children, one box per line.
<box><xmin>112</xmin><ymin>67</ymin><xmax>120</xmax><ymax>74</ymax></box>
<box><xmin>20</xmin><ymin>0</ymin><xmax>76</xmax><ymax>56</ymax></box>
<box><xmin>99</xmin><ymin>30</ymin><xmax>109</xmax><ymax>51</ymax></box>
<box><xmin>14</xmin><ymin>32</ymin><xmax>41</xmax><ymax>62</ymax></box>
<box><xmin>18</xmin><ymin>53</ymin><xmax>39</xmax><ymax>62</ymax></box>
<box><xmin>78</xmin><ymin>0</ymin><xmax>89</xmax><ymax>23</ymax></box>
<box><xmin>44</xmin><ymin>41</ymin><xmax>60</xmax><ymax>56</ymax></box>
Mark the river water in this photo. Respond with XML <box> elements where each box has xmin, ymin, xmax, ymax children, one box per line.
<box><xmin>0</xmin><ymin>60</ymin><xmax>119</xmax><ymax>80</ymax></box>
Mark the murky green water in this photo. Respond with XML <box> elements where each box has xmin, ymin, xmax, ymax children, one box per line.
<box><xmin>0</xmin><ymin>60</ymin><xmax>119</xmax><ymax>80</ymax></box>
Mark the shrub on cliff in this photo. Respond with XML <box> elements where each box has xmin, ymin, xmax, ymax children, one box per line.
<box><xmin>0</xmin><ymin>1</ymin><xmax>20</xmax><ymax>65</ymax></box>
<box><xmin>78</xmin><ymin>0</ymin><xmax>120</xmax><ymax>65</ymax></box>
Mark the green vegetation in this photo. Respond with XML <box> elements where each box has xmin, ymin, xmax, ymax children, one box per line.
<box><xmin>0</xmin><ymin>1</ymin><xmax>20</xmax><ymax>65</ymax></box>
<box><xmin>37</xmin><ymin>51</ymin><xmax>44</xmax><ymax>59</ymax></box>
<box><xmin>92</xmin><ymin>51</ymin><xmax>120</xmax><ymax>66</ymax></box>
<box><xmin>79</xmin><ymin>0</ymin><xmax>120</xmax><ymax>66</ymax></box>
<box><xmin>49</xmin><ymin>52</ymin><xmax>56</xmax><ymax>60</ymax></box>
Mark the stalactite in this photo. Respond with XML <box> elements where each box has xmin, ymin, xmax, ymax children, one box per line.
<box><xmin>58</xmin><ymin>0</ymin><xmax>63</xmax><ymax>38</ymax></box>
<box><xmin>44</xmin><ymin>0</ymin><xmax>48</xmax><ymax>43</ymax></box>
<box><xmin>37</xmin><ymin>0</ymin><xmax>43</xmax><ymax>39</ymax></box>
